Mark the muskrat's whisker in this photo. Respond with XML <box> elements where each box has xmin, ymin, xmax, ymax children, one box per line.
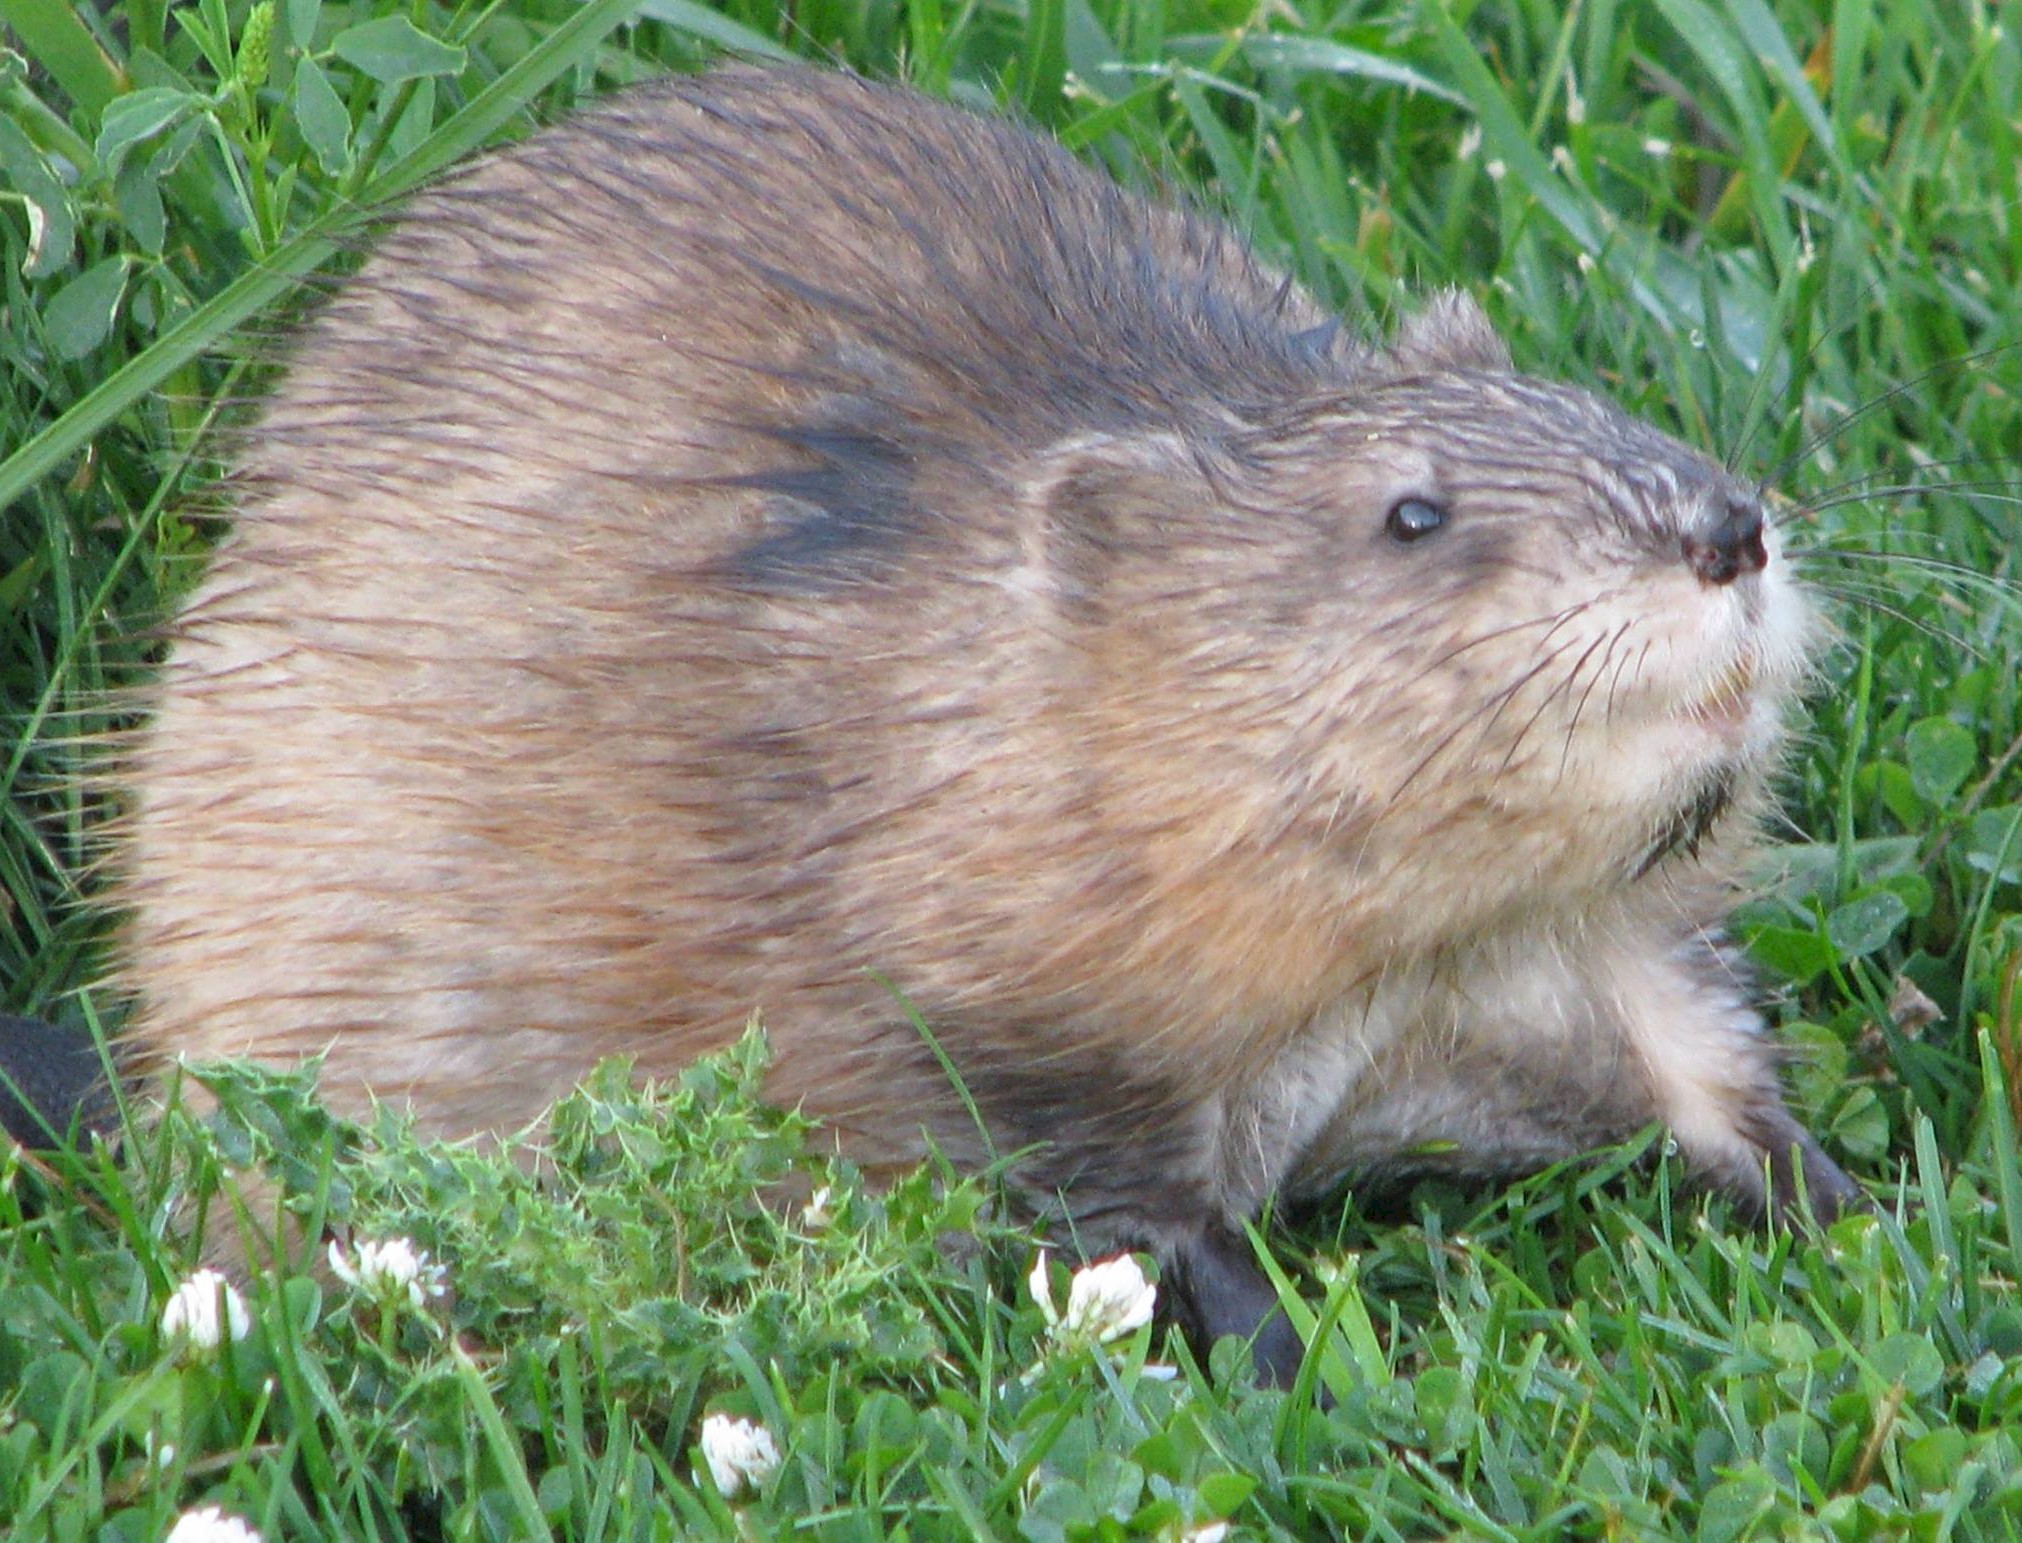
<box><xmin>1534</xmin><ymin>601</ymin><xmax>1601</xmax><ymax>650</ymax></box>
<box><xmin>1724</xmin><ymin>269</ymin><xmax>1899</xmax><ymax>476</ymax></box>
<box><xmin>1798</xmin><ymin>569</ymin><xmax>1970</xmax><ymax>612</ymax></box>
<box><xmin>1604</xmin><ymin>637</ymin><xmax>1653</xmax><ymax>729</ymax></box>
<box><xmin>1369</xmin><ymin>639</ymin><xmax>1580</xmax><ymax>823</ymax></box>
<box><xmin>1782</xmin><ymin>451</ymin><xmax>2022</xmax><ymax>513</ymax></box>
<box><xmin>1795</xmin><ymin>534</ymin><xmax>2016</xmax><ymax>565</ymax></box>
<box><xmin>1802</xmin><ymin>581</ymin><xmax>1992</xmax><ymax>660</ymax></box>
<box><xmin>1508</xmin><ymin>627</ymin><xmax>1609</xmax><ymax>779</ymax></box>
<box><xmin>1392</xmin><ymin>603</ymin><xmax>1591</xmax><ymax>696</ymax></box>
<box><xmin>1350</xmin><ymin>586</ymin><xmax>1496</xmax><ymax>659</ymax></box>
<box><xmin>1464</xmin><ymin>637</ymin><xmax>1586</xmax><ymax>769</ymax></box>
<box><xmin>1761</xmin><ymin>798</ymin><xmax>1813</xmax><ymax>847</ymax></box>
<box><xmin>1561</xmin><ymin>622</ymin><xmax>1634</xmax><ymax>781</ymax></box>
<box><xmin>1803</xmin><ymin>546</ymin><xmax>2019</xmax><ymax>594</ymax></box>
<box><xmin>1760</xmin><ymin>340</ymin><xmax>2022</xmax><ymax>491</ymax></box>
<box><xmin>1795</xmin><ymin>549</ymin><xmax>2022</xmax><ymax>609</ymax></box>
<box><xmin>1795</xmin><ymin>480</ymin><xmax>2022</xmax><ymax>518</ymax></box>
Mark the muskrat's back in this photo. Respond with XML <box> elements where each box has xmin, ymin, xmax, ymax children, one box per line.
<box><xmin>119</xmin><ymin>65</ymin><xmax>1858</xmax><ymax>1373</ymax></box>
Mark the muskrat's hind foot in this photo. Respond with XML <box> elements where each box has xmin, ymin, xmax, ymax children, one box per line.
<box><xmin>1167</xmin><ymin>1224</ymin><xmax>1308</xmax><ymax>1388</ymax></box>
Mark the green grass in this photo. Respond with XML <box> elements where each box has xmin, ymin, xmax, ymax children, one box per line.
<box><xmin>3</xmin><ymin>0</ymin><xmax>2021</xmax><ymax>1536</ymax></box>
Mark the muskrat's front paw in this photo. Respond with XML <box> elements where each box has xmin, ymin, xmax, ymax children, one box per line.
<box><xmin>1697</xmin><ymin>1098</ymin><xmax>1867</xmax><ymax>1223</ymax></box>
<box><xmin>1766</xmin><ymin>1120</ymin><xmax>1867</xmax><ymax>1223</ymax></box>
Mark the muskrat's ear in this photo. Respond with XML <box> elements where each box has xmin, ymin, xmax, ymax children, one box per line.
<box><xmin>1021</xmin><ymin>431</ymin><xmax>1214</xmax><ymax>614</ymax></box>
<box><xmin>1387</xmin><ymin>290</ymin><xmax>1511</xmax><ymax>374</ymax></box>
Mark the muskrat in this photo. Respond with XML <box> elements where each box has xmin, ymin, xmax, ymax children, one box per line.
<box><xmin>105</xmin><ymin>64</ymin><xmax>1859</xmax><ymax>1378</ymax></box>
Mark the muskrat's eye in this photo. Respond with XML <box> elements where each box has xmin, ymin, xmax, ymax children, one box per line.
<box><xmin>1385</xmin><ymin>496</ymin><xmax>1448</xmax><ymax>543</ymax></box>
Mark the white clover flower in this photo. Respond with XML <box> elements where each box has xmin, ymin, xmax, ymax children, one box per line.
<box><xmin>1029</xmin><ymin>1251</ymin><xmax>1157</xmax><ymax>1352</ymax></box>
<box><xmin>1064</xmin><ymin>1255</ymin><xmax>1157</xmax><ymax>1342</ymax></box>
<box><xmin>160</xmin><ymin>1269</ymin><xmax>250</xmax><ymax>1350</ymax></box>
<box><xmin>164</xmin><ymin>1504</ymin><xmax>263</xmax><ymax>1543</ymax></box>
<box><xmin>800</xmin><ymin>1186</ymin><xmax>834</xmax><ymax>1230</ymax></box>
<box><xmin>699</xmin><ymin>1413</ymin><xmax>780</xmax><ymax>1500</ymax></box>
<box><xmin>327</xmin><ymin>1236</ymin><xmax>447</xmax><ymax>1310</ymax></box>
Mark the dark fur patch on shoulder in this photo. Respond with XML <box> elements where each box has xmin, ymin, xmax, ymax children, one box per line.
<box><xmin>723</xmin><ymin>421</ymin><xmax>920</xmax><ymax>591</ymax></box>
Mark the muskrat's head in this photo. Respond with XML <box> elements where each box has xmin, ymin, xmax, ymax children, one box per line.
<box><xmin>1021</xmin><ymin>294</ymin><xmax>1812</xmax><ymax>938</ymax></box>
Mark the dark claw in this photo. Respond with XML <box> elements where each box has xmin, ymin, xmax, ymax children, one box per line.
<box><xmin>1167</xmin><ymin>1224</ymin><xmax>1307</xmax><ymax>1387</ymax></box>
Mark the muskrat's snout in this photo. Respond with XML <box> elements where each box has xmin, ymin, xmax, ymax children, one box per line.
<box><xmin>1683</xmin><ymin>495</ymin><xmax>1770</xmax><ymax>586</ymax></box>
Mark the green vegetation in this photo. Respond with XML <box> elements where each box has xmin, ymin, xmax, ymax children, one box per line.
<box><xmin>3</xmin><ymin>0</ymin><xmax>2019</xmax><ymax>1536</ymax></box>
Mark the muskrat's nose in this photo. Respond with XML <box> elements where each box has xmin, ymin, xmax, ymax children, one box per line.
<box><xmin>1682</xmin><ymin>497</ymin><xmax>1768</xmax><ymax>587</ymax></box>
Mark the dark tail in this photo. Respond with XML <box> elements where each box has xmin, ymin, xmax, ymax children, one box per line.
<box><xmin>0</xmin><ymin>1013</ymin><xmax>120</xmax><ymax>1147</ymax></box>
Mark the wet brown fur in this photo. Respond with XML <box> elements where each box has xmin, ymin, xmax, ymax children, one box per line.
<box><xmin>112</xmin><ymin>66</ymin><xmax>1857</xmax><ymax>1368</ymax></box>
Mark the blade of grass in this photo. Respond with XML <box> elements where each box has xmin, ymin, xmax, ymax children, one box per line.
<box><xmin>452</xmin><ymin>1344</ymin><xmax>555</xmax><ymax>1541</ymax></box>
<box><xmin>0</xmin><ymin>0</ymin><xmax>125</xmax><ymax>116</ymax></box>
<box><xmin>1232</xmin><ymin>34</ymin><xmax>1465</xmax><ymax>108</ymax></box>
<box><xmin>635</xmin><ymin>0</ymin><xmax>795</xmax><ymax>62</ymax></box>
<box><xmin>1980</xmin><ymin>1029</ymin><xmax>2022</xmax><ymax>1284</ymax></box>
